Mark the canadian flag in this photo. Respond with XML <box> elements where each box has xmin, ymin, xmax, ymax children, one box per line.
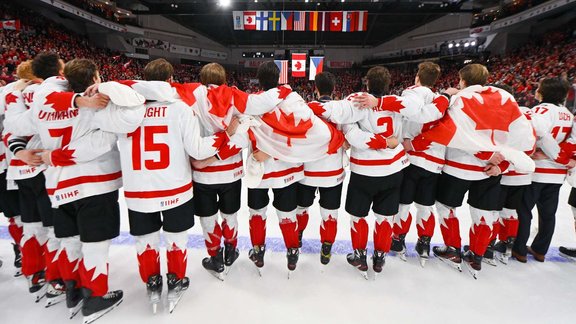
<box><xmin>0</xmin><ymin>20</ymin><xmax>21</xmax><ymax>31</ymax></box>
<box><xmin>291</xmin><ymin>53</ymin><xmax>306</xmax><ymax>78</ymax></box>
<box><xmin>244</xmin><ymin>11</ymin><xmax>256</xmax><ymax>30</ymax></box>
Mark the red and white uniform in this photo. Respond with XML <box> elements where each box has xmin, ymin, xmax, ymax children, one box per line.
<box><xmin>501</xmin><ymin>107</ymin><xmax>535</xmax><ymax>186</ymax></box>
<box><xmin>525</xmin><ymin>103</ymin><xmax>573</xmax><ymax>184</ymax></box>
<box><xmin>0</xmin><ymin>82</ymin><xmax>16</xmax><ymax>176</ymax></box>
<box><xmin>402</xmin><ymin>86</ymin><xmax>446</xmax><ymax>174</ymax></box>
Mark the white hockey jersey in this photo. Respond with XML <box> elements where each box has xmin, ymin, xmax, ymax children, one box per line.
<box><xmin>0</xmin><ymin>82</ymin><xmax>17</xmax><ymax>175</ymax></box>
<box><xmin>401</xmin><ymin>86</ymin><xmax>447</xmax><ymax>174</ymax></box>
<box><xmin>525</xmin><ymin>103</ymin><xmax>573</xmax><ymax>184</ymax></box>
<box><xmin>5</xmin><ymin>77</ymin><xmax>146</xmax><ymax>207</ymax></box>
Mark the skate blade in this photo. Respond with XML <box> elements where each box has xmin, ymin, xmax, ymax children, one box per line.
<box><xmin>14</xmin><ymin>269</ymin><xmax>23</xmax><ymax>277</ymax></box>
<box><xmin>398</xmin><ymin>252</ymin><xmax>407</xmax><ymax>262</ymax></box>
<box><xmin>464</xmin><ymin>262</ymin><xmax>478</xmax><ymax>280</ymax></box>
<box><xmin>436</xmin><ymin>256</ymin><xmax>462</xmax><ymax>272</ymax></box>
<box><xmin>482</xmin><ymin>258</ymin><xmax>498</xmax><ymax>267</ymax></box>
<box><xmin>151</xmin><ymin>302</ymin><xmax>158</xmax><ymax>315</ymax></box>
<box><xmin>559</xmin><ymin>252</ymin><xmax>576</xmax><ymax>262</ymax></box>
<box><xmin>224</xmin><ymin>266</ymin><xmax>232</xmax><ymax>276</ymax></box>
<box><xmin>418</xmin><ymin>256</ymin><xmax>428</xmax><ymax>268</ymax></box>
<box><xmin>69</xmin><ymin>300</ymin><xmax>84</xmax><ymax>319</ymax></box>
<box><xmin>34</xmin><ymin>285</ymin><xmax>48</xmax><ymax>303</ymax></box>
<box><xmin>168</xmin><ymin>296</ymin><xmax>183</xmax><ymax>314</ymax></box>
<box><xmin>208</xmin><ymin>270</ymin><xmax>225</xmax><ymax>281</ymax></box>
<box><xmin>82</xmin><ymin>298</ymin><xmax>123</xmax><ymax>324</ymax></box>
<box><xmin>45</xmin><ymin>294</ymin><xmax>66</xmax><ymax>308</ymax></box>
<box><xmin>495</xmin><ymin>252</ymin><xmax>510</xmax><ymax>265</ymax></box>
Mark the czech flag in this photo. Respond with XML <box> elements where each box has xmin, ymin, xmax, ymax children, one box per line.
<box><xmin>309</xmin><ymin>56</ymin><xmax>324</xmax><ymax>81</ymax></box>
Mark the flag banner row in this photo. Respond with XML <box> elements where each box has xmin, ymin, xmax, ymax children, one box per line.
<box><xmin>273</xmin><ymin>55</ymin><xmax>324</xmax><ymax>83</ymax></box>
<box><xmin>233</xmin><ymin>11</ymin><xmax>367</xmax><ymax>32</ymax></box>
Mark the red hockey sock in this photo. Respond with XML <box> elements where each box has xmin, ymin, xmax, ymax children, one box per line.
<box><xmin>249</xmin><ymin>215</ymin><xmax>267</xmax><ymax>246</ymax></box>
<box><xmin>58</xmin><ymin>249</ymin><xmax>81</xmax><ymax>288</ymax></box>
<box><xmin>166</xmin><ymin>244</ymin><xmax>187</xmax><ymax>280</ymax></box>
<box><xmin>79</xmin><ymin>259</ymin><xmax>108</xmax><ymax>297</ymax></box>
<box><xmin>279</xmin><ymin>219</ymin><xmax>299</xmax><ymax>249</ymax></box>
<box><xmin>416</xmin><ymin>213</ymin><xmax>436</xmax><ymax>238</ymax></box>
<box><xmin>393</xmin><ymin>212</ymin><xmax>412</xmax><ymax>238</ymax></box>
<box><xmin>21</xmin><ymin>236</ymin><xmax>45</xmax><ymax>276</ymax></box>
<box><xmin>296</xmin><ymin>209</ymin><xmax>309</xmax><ymax>233</ymax></box>
<box><xmin>204</xmin><ymin>222</ymin><xmax>223</xmax><ymax>257</ymax></box>
<box><xmin>502</xmin><ymin>218</ymin><xmax>519</xmax><ymax>241</ymax></box>
<box><xmin>44</xmin><ymin>244</ymin><xmax>61</xmax><ymax>282</ymax></box>
<box><xmin>469</xmin><ymin>217</ymin><xmax>492</xmax><ymax>256</ymax></box>
<box><xmin>350</xmin><ymin>217</ymin><xmax>368</xmax><ymax>250</ymax></box>
<box><xmin>320</xmin><ymin>216</ymin><xmax>337</xmax><ymax>244</ymax></box>
<box><xmin>440</xmin><ymin>210</ymin><xmax>461</xmax><ymax>249</ymax></box>
<box><xmin>222</xmin><ymin>219</ymin><xmax>238</xmax><ymax>248</ymax></box>
<box><xmin>8</xmin><ymin>217</ymin><xmax>23</xmax><ymax>245</ymax></box>
<box><xmin>374</xmin><ymin>218</ymin><xmax>393</xmax><ymax>252</ymax></box>
<box><xmin>136</xmin><ymin>245</ymin><xmax>160</xmax><ymax>283</ymax></box>
<box><xmin>490</xmin><ymin>221</ymin><xmax>500</xmax><ymax>242</ymax></box>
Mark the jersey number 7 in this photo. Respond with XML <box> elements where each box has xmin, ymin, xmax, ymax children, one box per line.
<box><xmin>128</xmin><ymin>126</ymin><xmax>170</xmax><ymax>170</ymax></box>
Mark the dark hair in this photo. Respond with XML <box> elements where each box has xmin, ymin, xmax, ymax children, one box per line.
<box><xmin>366</xmin><ymin>66</ymin><xmax>391</xmax><ymax>96</ymax></box>
<box><xmin>200</xmin><ymin>63</ymin><xmax>226</xmax><ymax>86</ymax></box>
<box><xmin>538</xmin><ymin>78</ymin><xmax>570</xmax><ymax>105</ymax></box>
<box><xmin>143</xmin><ymin>58</ymin><xmax>174</xmax><ymax>81</ymax></box>
<box><xmin>459</xmin><ymin>64</ymin><xmax>489</xmax><ymax>87</ymax></box>
<box><xmin>32</xmin><ymin>52</ymin><xmax>62</xmax><ymax>79</ymax></box>
<box><xmin>257</xmin><ymin>62</ymin><xmax>279</xmax><ymax>90</ymax></box>
<box><xmin>417</xmin><ymin>62</ymin><xmax>441</xmax><ymax>87</ymax></box>
<box><xmin>314</xmin><ymin>72</ymin><xmax>335</xmax><ymax>96</ymax></box>
<box><xmin>487</xmin><ymin>83</ymin><xmax>515</xmax><ymax>97</ymax></box>
<box><xmin>64</xmin><ymin>59</ymin><xmax>98</xmax><ymax>93</ymax></box>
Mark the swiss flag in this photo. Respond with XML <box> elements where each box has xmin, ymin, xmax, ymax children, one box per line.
<box><xmin>329</xmin><ymin>12</ymin><xmax>343</xmax><ymax>32</ymax></box>
<box><xmin>291</xmin><ymin>53</ymin><xmax>306</xmax><ymax>78</ymax></box>
<box><xmin>244</xmin><ymin>11</ymin><xmax>256</xmax><ymax>30</ymax></box>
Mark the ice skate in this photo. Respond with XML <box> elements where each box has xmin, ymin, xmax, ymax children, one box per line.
<box><xmin>391</xmin><ymin>234</ymin><xmax>407</xmax><ymax>261</ymax></box>
<box><xmin>482</xmin><ymin>240</ymin><xmax>497</xmax><ymax>267</ymax></box>
<box><xmin>372</xmin><ymin>250</ymin><xmax>386</xmax><ymax>277</ymax></box>
<box><xmin>81</xmin><ymin>289</ymin><xmax>123</xmax><ymax>324</ymax></box>
<box><xmin>347</xmin><ymin>249</ymin><xmax>368</xmax><ymax>280</ymax></box>
<box><xmin>287</xmin><ymin>248</ymin><xmax>299</xmax><ymax>278</ymax></box>
<box><xmin>224</xmin><ymin>243</ymin><xmax>239</xmax><ymax>275</ymax></box>
<box><xmin>320</xmin><ymin>242</ymin><xmax>333</xmax><ymax>265</ymax></box>
<box><xmin>146</xmin><ymin>275</ymin><xmax>162</xmax><ymax>314</ymax></box>
<box><xmin>494</xmin><ymin>238</ymin><xmax>515</xmax><ymax>265</ymax></box>
<box><xmin>559</xmin><ymin>246</ymin><xmax>576</xmax><ymax>262</ymax></box>
<box><xmin>202</xmin><ymin>248</ymin><xmax>225</xmax><ymax>281</ymax></box>
<box><xmin>12</xmin><ymin>243</ymin><xmax>22</xmax><ymax>277</ymax></box>
<box><xmin>462</xmin><ymin>249</ymin><xmax>482</xmax><ymax>280</ymax></box>
<box><xmin>45</xmin><ymin>279</ymin><xmax>66</xmax><ymax>308</ymax></box>
<box><xmin>65</xmin><ymin>280</ymin><xmax>84</xmax><ymax>319</ymax></box>
<box><xmin>248</xmin><ymin>245</ymin><xmax>266</xmax><ymax>276</ymax></box>
<box><xmin>28</xmin><ymin>271</ymin><xmax>47</xmax><ymax>303</ymax></box>
<box><xmin>415</xmin><ymin>236</ymin><xmax>431</xmax><ymax>267</ymax></box>
<box><xmin>166</xmin><ymin>273</ymin><xmax>189</xmax><ymax>314</ymax></box>
<box><xmin>298</xmin><ymin>231</ymin><xmax>304</xmax><ymax>248</ymax></box>
<box><xmin>433</xmin><ymin>245</ymin><xmax>462</xmax><ymax>272</ymax></box>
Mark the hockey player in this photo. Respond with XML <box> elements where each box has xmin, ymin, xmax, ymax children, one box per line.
<box><xmin>7</xmin><ymin>54</ymin><xmax>144</xmax><ymax>323</ymax></box>
<box><xmin>404</xmin><ymin>64</ymin><xmax>536</xmax><ymax>278</ymax></box>
<box><xmin>3</xmin><ymin>59</ymin><xmax>66</xmax><ymax>305</ymax></box>
<box><xmin>390</xmin><ymin>62</ymin><xmax>446</xmax><ymax>266</ymax></box>
<box><xmin>512</xmin><ymin>78</ymin><xmax>573</xmax><ymax>263</ymax></box>
<box><xmin>295</xmin><ymin>71</ymin><xmax>346</xmax><ymax>265</ymax></box>
<box><xmin>191</xmin><ymin>63</ymin><xmax>249</xmax><ymax>279</ymax></box>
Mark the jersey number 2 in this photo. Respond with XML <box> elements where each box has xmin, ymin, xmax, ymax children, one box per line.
<box><xmin>128</xmin><ymin>126</ymin><xmax>170</xmax><ymax>170</ymax></box>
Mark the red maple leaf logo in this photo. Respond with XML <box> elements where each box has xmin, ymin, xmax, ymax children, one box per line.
<box><xmin>432</xmin><ymin>95</ymin><xmax>449</xmax><ymax>114</ymax></box>
<box><xmin>277</xmin><ymin>85</ymin><xmax>292</xmax><ymax>99</ymax></box>
<box><xmin>5</xmin><ymin>92</ymin><xmax>18</xmax><ymax>106</ymax></box>
<box><xmin>171</xmin><ymin>82</ymin><xmax>201</xmax><ymax>107</ymax></box>
<box><xmin>50</xmin><ymin>147</ymin><xmax>76</xmax><ymax>166</ymax></box>
<box><xmin>261</xmin><ymin>109</ymin><xmax>313</xmax><ymax>146</ymax></box>
<box><xmin>217</xmin><ymin>143</ymin><xmax>241</xmax><ymax>161</ymax></box>
<box><xmin>207</xmin><ymin>85</ymin><xmax>234</xmax><ymax>118</ymax></box>
<box><xmin>366</xmin><ymin>133</ymin><xmax>388</xmax><ymax>150</ymax></box>
<box><xmin>117</xmin><ymin>80</ymin><xmax>138</xmax><ymax>87</ymax></box>
<box><xmin>247</xmin><ymin>16</ymin><xmax>253</xmax><ymax>24</ymax></box>
<box><xmin>380</xmin><ymin>96</ymin><xmax>405</xmax><ymax>113</ymax></box>
<box><xmin>307</xmin><ymin>101</ymin><xmax>326</xmax><ymax>116</ymax></box>
<box><xmin>44</xmin><ymin>92</ymin><xmax>74</xmax><ymax>111</ymax></box>
<box><xmin>295</xmin><ymin>61</ymin><xmax>302</xmax><ymax>71</ymax></box>
<box><xmin>212</xmin><ymin>131</ymin><xmax>230</xmax><ymax>150</ymax></box>
<box><xmin>460</xmin><ymin>88</ymin><xmax>521</xmax><ymax>145</ymax></box>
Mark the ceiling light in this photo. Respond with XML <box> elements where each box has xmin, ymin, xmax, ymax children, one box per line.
<box><xmin>471</xmin><ymin>41</ymin><xmax>477</xmax><ymax>46</ymax></box>
<box><xmin>464</xmin><ymin>42</ymin><xmax>470</xmax><ymax>47</ymax></box>
<box><xmin>219</xmin><ymin>0</ymin><xmax>231</xmax><ymax>7</ymax></box>
<box><xmin>448</xmin><ymin>43</ymin><xmax>454</xmax><ymax>48</ymax></box>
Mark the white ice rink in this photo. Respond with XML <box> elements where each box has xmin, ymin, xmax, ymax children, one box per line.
<box><xmin>2</xmin><ymin>183</ymin><xmax>576</xmax><ymax>324</ymax></box>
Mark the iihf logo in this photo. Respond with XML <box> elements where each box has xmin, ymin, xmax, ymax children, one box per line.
<box><xmin>55</xmin><ymin>195</ymin><xmax>60</xmax><ymax>201</ymax></box>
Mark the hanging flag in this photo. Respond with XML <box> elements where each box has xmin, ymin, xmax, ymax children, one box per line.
<box><xmin>342</xmin><ymin>11</ymin><xmax>357</xmax><ymax>32</ymax></box>
<box><xmin>275</xmin><ymin>60</ymin><xmax>289</xmax><ymax>84</ymax></box>
<box><xmin>320</xmin><ymin>12</ymin><xmax>331</xmax><ymax>31</ymax></box>
<box><xmin>244</xmin><ymin>11</ymin><xmax>257</xmax><ymax>30</ymax></box>
<box><xmin>357</xmin><ymin>11</ymin><xmax>368</xmax><ymax>32</ymax></box>
<box><xmin>291</xmin><ymin>53</ymin><xmax>306</xmax><ymax>78</ymax></box>
<box><xmin>329</xmin><ymin>12</ymin><xmax>343</xmax><ymax>32</ymax></box>
<box><xmin>268</xmin><ymin>11</ymin><xmax>281</xmax><ymax>31</ymax></box>
<box><xmin>281</xmin><ymin>11</ymin><xmax>293</xmax><ymax>31</ymax></box>
<box><xmin>293</xmin><ymin>11</ymin><xmax>306</xmax><ymax>31</ymax></box>
<box><xmin>0</xmin><ymin>20</ymin><xmax>21</xmax><ymax>31</ymax></box>
<box><xmin>256</xmin><ymin>11</ymin><xmax>269</xmax><ymax>31</ymax></box>
<box><xmin>308</xmin><ymin>11</ymin><xmax>320</xmax><ymax>31</ymax></box>
<box><xmin>233</xmin><ymin>11</ymin><xmax>244</xmax><ymax>30</ymax></box>
<box><xmin>309</xmin><ymin>57</ymin><xmax>324</xmax><ymax>81</ymax></box>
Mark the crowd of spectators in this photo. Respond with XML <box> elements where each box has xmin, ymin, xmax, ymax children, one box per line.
<box><xmin>1</xmin><ymin>1</ymin><xmax>575</xmax><ymax>108</ymax></box>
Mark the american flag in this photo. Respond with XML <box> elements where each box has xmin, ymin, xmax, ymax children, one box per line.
<box><xmin>274</xmin><ymin>60</ymin><xmax>289</xmax><ymax>84</ymax></box>
<box><xmin>293</xmin><ymin>11</ymin><xmax>306</xmax><ymax>31</ymax></box>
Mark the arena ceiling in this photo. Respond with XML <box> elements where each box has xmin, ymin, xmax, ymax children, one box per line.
<box><xmin>126</xmin><ymin>0</ymin><xmax>483</xmax><ymax>47</ymax></box>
